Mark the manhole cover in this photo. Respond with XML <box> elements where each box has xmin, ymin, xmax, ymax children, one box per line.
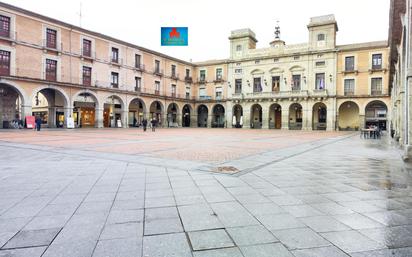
<box><xmin>214</xmin><ymin>166</ymin><xmax>239</xmax><ymax>174</ymax></box>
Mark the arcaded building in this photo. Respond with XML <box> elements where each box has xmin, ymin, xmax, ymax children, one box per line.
<box><xmin>0</xmin><ymin>2</ymin><xmax>389</xmax><ymax>131</ymax></box>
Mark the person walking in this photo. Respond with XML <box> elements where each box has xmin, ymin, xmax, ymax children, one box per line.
<box><xmin>151</xmin><ymin>118</ymin><xmax>156</xmax><ymax>132</ymax></box>
<box><xmin>35</xmin><ymin>116</ymin><xmax>42</xmax><ymax>131</ymax></box>
<box><xmin>142</xmin><ymin>119</ymin><xmax>148</xmax><ymax>132</ymax></box>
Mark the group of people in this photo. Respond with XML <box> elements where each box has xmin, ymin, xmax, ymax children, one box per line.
<box><xmin>140</xmin><ymin>118</ymin><xmax>158</xmax><ymax>132</ymax></box>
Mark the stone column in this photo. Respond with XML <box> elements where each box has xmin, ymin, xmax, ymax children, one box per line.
<box><xmin>176</xmin><ymin>113</ymin><xmax>182</xmax><ymax>127</ymax></box>
<box><xmin>207</xmin><ymin>114</ymin><xmax>213</xmax><ymax>128</ymax></box>
<box><xmin>281</xmin><ymin>109</ymin><xmax>289</xmax><ymax>130</ymax></box>
<box><xmin>303</xmin><ymin>103</ymin><xmax>312</xmax><ymax>131</ymax></box>
<box><xmin>64</xmin><ymin>106</ymin><xmax>73</xmax><ymax>128</ymax></box>
<box><xmin>242</xmin><ymin>108</ymin><xmax>250</xmax><ymax>129</ymax></box>
<box><xmin>21</xmin><ymin>105</ymin><xmax>33</xmax><ymax>127</ymax></box>
<box><xmin>48</xmin><ymin>107</ymin><xmax>57</xmax><ymax>128</ymax></box>
<box><xmin>359</xmin><ymin>114</ymin><xmax>365</xmax><ymax>130</ymax></box>
<box><xmin>122</xmin><ymin>110</ymin><xmax>128</xmax><ymax>128</ymax></box>
<box><xmin>262</xmin><ymin>108</ymin><xmax>269</xmax><ymax>129</ymax></box>
<box><xmin>95</xmin><ymin>107</ymin><xmax>104</xmax><ymax>128</ymax></box>
<box><xmin>190</xmin><ymin>114</ymin><xmax>197</xmax><ymax>128</ymax></box>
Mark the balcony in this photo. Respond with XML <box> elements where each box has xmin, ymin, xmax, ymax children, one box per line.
<box><xmin>344</xmin><ymin>90</ymin><xmax>354</xmax><ymax>96</ymax></box>
<box><xmin>42</xmin><ymin>39</ymin><xmax>62</xmax><ymax>53</ymax></box>
<box><xmin>214</xmin><ymin>76</ymin><xmax>224</xmax><ymax>83</ymax></box>
<box><xmin>135</xmin><ymin>64</ymin><xmax>145</xmax><ymax>71</ymax></box>
<box><xmin>198</xmin><ymin>77</ymin><xmax>206</xmax><ymax>84</ymax></box>
<box><xmin>371</xmin><ymin>90</ymin><xmax>382</xmax><ymax>96</ymax></box>
<box><xmin>110</xmin><ymin>58</ymin><xmax>123</xmax><ymax>66</ymax></box>
<box><xmin>81</xmin><ymin>49</ymin><xmax>95</xmax><ymax>60</ymax></box>
<box><xmin>311</xmin><ymin>89</ymin><xmax>328</xmax><ymax>98</ymax></box>
<box><xmin>155</xmin><ymin>90</ymin><xmax>160</xmax><ymax>95</ymax></box>
<box><xmin>342</xmin><ymin>69</ymin><xmax>358</xmax><ymax>75</ymax></box>
<box><xmin>198</xmin><ymin>95</ymin><xmax>212</xmax><ymax>101</ymax></box>
<box><xmin>185</xmin><ymin>76</ymin><xmax>193</xmax><ymax>83</ymax></box>
<box><xmin>0</xmin><ymin>30</ymin><xmax>16</xmax><ymax>44</ymax></box>
<box><xmin>171</xmin><ymin>92</ymin><xmax>176</xmax><ymax>98</ymax></box>
<box><xmin>153</xmin><ymin>69</ymin><xmax>164</xmax><ymax>76</ymax></box>
<box><xmin>243</xmin><ymin>90</ymin><xmax>309</xmax><ymax>100</ymax></box>
<box><xmin>171</xmin><ymin>73</ymin><xmax>179</xmax><ymax>80</ymax></box>
<box><xmin>368</xmin><ymin>67</ymin><xmax>387</xmax><ymax>74</ymax></box>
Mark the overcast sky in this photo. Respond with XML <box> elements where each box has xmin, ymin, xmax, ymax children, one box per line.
<box><xmin>4</xmin><ymin>0</ymin><xmax>390</xmax><ymax>62</ymax></box>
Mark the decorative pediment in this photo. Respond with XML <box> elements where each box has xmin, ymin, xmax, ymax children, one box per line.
<box><xmin>250</xmin><ymin>69</ymin><xmax>265</xmax><ymax>75</ymax></box>
<box><xmin>269</xmin><ymin>67</ymin><xmax>284</xmax><ymax>74</ymax></box>
<box><xmin>289</xmin><ymin>65</ymin><xmax>305</xmax><ymax>72</ymax></box>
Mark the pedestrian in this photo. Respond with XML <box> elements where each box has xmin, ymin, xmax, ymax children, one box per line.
<box><xmin>151</xmin><ymin>118</ymin><xmax>156</xmax><ymax>132</ymax></box>
<box><xmin>142</xmin><ymin>119</ymin><xmax>148</xmax><ymax>132</ymax></box>
<box><xmin>35</xmin><ymin>116</ymin><xmax>42</xmax><ymax>131</ymax></box>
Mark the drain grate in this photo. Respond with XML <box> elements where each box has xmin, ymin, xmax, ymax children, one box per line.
<box><xmin>213</xmin><ymin>166</ymin><xmax>239</xmax><ymax>174</ymax></box>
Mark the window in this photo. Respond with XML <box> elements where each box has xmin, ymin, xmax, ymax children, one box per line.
<box><xmin>45</xmin><ymin>59</ymin><xmax>57</xmax><ymax>81</ymax></box>
<box><xmin>111</xmin><ymin>47</ymin><xmax>119</xmax><ymax>63</ymax></box>
<box><xmin>82</xmin><ymin>66</ymin><xmax>92</xmax><ymax>86</ymax></box>
<box><xmin>253</xmin><ymin>77</ymin><xmax>262</xmax><ymax>93</ymax></box>
<box><xmin>199</xmin><ymin>88</ymin><xmax>206</xmax><ymax>97</ymax></box>
<box><xmin>371</xmin><ymin>78</ymin><xmax>382</xmax><ymax>95</ymax></box>
<box><xmin>317</xmin><ymin>54</ymin><xmax>323</xmax><ymax>58</ymax></box>
<box><xmin>0</xmin><ymin>15</ymin><xmax>10</xmax><ymax>38</ymax></box>
<box><xmin>235</xmin><ymin>79</ymin><xmax>242</xmax><ymax>94</ymax></box>
<box><xmin>171</xmin><ymin>84</ymin><xmax>176</xmax><ymax>97</ymax></box>
<box><xmin>199</xmin><ymin>70</ymin><xmax>206</xmax><ymax>82</ymax></box>
<box><xmin>0</xmin><ymin>50</ymin><xmax>10</xmax><ymax>76</ymax></box>
<box><xmin>273</xmin><ymin>58</ymin><xmax>279</xmax><ymax>62</ymax></box>
<box><xmin>293</xmin><ymin>56</ymin><xmax>300</xmax><ymax>60</ymax></box>
<box><xmin>235</xmin><ymin>69</ymin><xmax>242</xmax><ymax>74</ymax></box>
<box><xmin>315</xmin><ymin>73</ymin><xmax>325</xmax><ymax>90</ymax></box>
<box><xmin>236</xmin><ymin>62</ymin><xmax>241</xmax><ymax>66</ymax></box>
<box><xmin>111</xmin><ymin>72</ymin><xmax>119</xmax><ymax>88</ymax></box>
<box><xmin>135</xmin><ymin>54</ymin><xmax>141</xmax><ymax>68</ymax></box>
<box><xmin>155</xmin><ymin>60</ymin><xmax>160</xmax><ymax>73</ymax></box>
<box><xmin>155</xmin><ymin>81</ymin><xmax>160</xmax><ymax>94</ymax></box>
<box><xmin>171</xmin><ymin>65</ymin><xmax>176</xmax><ymax>77</ymax></box>
<box><xmin>255</xmin><ymin>60</ymin><xmax>260</xmax><ymax>64</ymax></box>
<box><xmin>215</xmin><ymin>87</ymin><xmax>223</xmax><ymax>99</ymax></box>
<box><xmin>317</xmin><ymin>34</ymin><xmax>325</xmax><ymax>41</ymax></box>
<box><xmin>372</xmin><ymin>54</ymin><xmax>382</xmax><ymax>69</ymax></box>
<box><xmin>46</xmin><ymin>28</ymin><xmax>57</xmax><ymax>49</ymax></box>
<box><xmin>345</xmin><ymin>56</ymin><xmax>355</xmax><ymax>71</ymax></box>
<box><xmin>316</xmin><ymin>61</ymin><xmax>325</xmax><ymax>66</ymax></box>
<box><xmin>292</xmin><ymin>75</ymin><xmax>301</xmax><ymax>90</ymax></box>
<box><xmin>82</xmin><ymin>39</ymin><xmax>91</xmax><ymax>57</ymax></box>
<box><xmin>344</xmin><ymin>79</ymin><xmax>355</xmax><ymax>96</ymax></box>
<box><xmin>135</xmin><ymin>77</ymin><xmax>141</xmax><ymax>92</ymax></box>
<box><xmin>272</xmin><ymin>76</ymin><xmax>280</xmax><ymax>92</ymax></box>
<box><xmin>185</xmin><ymin>87</ymin><xmax>190</xmax><ymax>99</ymax></box>
<box><xmin>236</xmin><ymin>45</ymin><xmax>242</xmax><ymax>51</ymax></box>
<box><xmin>185</xmin><ymin>68</ymin><xmax>190</xmax><ymax>78</ymax></box>
<box><xmin>216</xmin><ymin>68</ymin><xmax>222</xmax><ymax>80</ymax></box>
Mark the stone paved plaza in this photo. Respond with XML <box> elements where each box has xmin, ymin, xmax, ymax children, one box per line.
<box><xmin>0</xmin><ymin>128</ymin><xmax>412</xmax><ymax>257</ymax></box>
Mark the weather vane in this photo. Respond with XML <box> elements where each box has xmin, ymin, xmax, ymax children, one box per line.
<box><xmin>274</xmin><ymin>20</ymin><xmax>280</xmax><ymax>39</ymax></box>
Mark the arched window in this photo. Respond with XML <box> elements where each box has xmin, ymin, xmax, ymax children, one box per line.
<box><xmin>317</xmin><ymin>34</ymin><xmax>325</xmax><ymax>41</ymax></box>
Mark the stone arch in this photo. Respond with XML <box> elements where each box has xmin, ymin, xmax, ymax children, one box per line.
<box><xmin>232</xmin><ymin>104</ymin><xmax>243</xmax><ymax>128</ymax></box>
<box><xmin>0</xmin><ymin>81</ymin><xmax>27</xmax><ymax>128</ymax></box>
<box><xmin>128</xmin><ymin>97</ymin><xmax>147</xmax><ymax>127</ymax></box>
<box><xmin>149</xmin><ymin>100</ymin><xmax>165</xmax><ymax>127</ymax></box>
<box><xmin>289</xmin><ymin>65</ymin><xmax>305</xmax><ymax>72</ymax></box>
<box><xmin>167</xmin><ymin>102</ymin><xmax>180</xmax><ymax>127</ymax></box>
<box><xmin>312</xmin><ymin>102</ymin><xmax>327</xmax><ymax>130</ymax></box>
<box><xmin>31</xmin><ymin>85</ymin><xmax>71</xmax><ymax>128</ymax></box>
<box><xmin>338</xmin><ymin>101</ymin><xmax>360</xmax><ymax>131</ymax></box>
<box><xmin>182</xmin><ymin>104</ymin><xmax>192</xmax><ymax>127</ymax></box>
<box><xmin>250</xmin><ymin>104</ymin><xmax>262</xmax><ymax>129</ymax></box>
<box><xmin>365</xmin><ymin>100</ymin><xmax>388</xmax><ymax>130</ymax></box>
<box><xmin>289</xmin><ymin>103</ymin><xmax>303</xmax><ymax>130</ymax></box>
<box><xmin>72</xmin><ymin>90</ymin><xmax>99</xmax><ymax>128</ymax></box>
<box><xmin>269</xmin><ymin>103</ymin><xmax>282</xmax><ymax>129</ymax></box>
<box><xmin>212</xmin><ymin>104</ymin><xmax>225</xmax><ymax>128</ymax></box>
<box><xmin>250</xmin><ymin>69</ymin><xmax>265</xmax><ymax>75</ymax></box>
<box><xmin>197</xmin><ymin>104</ymin><xmax>208</xmax><ymax>127</ymax></box>
<box><xmin>103</xmin><ymin>94</ymin><xmax>125</xmax><ymax>128</ymax></box>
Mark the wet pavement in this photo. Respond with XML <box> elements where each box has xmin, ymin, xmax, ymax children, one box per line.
<box><xmin>0</xmin><ymin>128</ymin><xmax>411</xmax><ymax>257</ymax></box>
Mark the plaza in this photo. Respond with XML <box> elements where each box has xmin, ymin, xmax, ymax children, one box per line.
<box><xmin>0</xmin><ymin>128</ymin><xmax>412</xmax><ymax>257</ymax></box>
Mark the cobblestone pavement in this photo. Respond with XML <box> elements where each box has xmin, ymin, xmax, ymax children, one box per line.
<box><xmin>0</xmin><ymin>128</ymin><xmax>412</xmax><ymax>257</ymax></box>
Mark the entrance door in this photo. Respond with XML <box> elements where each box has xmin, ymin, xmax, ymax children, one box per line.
<box><xmin>56</xmin><ymin>112</ymin><xmax>64</xmax><ymax>128</ymax></box>
<box><xmin>275</xmin><ymin>110</ymin><xmax>281</xmax><ymax>129</ymax></box>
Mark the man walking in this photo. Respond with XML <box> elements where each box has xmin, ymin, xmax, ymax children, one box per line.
<box><xmin>142</xmin><ymin>119</ymin><xmax>147</xmax><ymax>132</ymax></box>
<box><xmin>35</xmin><ymin>116</ymin><xmax>42</xmax><ymax>131</ymax></box>
<box><xmin>151</xmin><ymin>118</ymin><xmax>156</xmax><ymax>132</ymax></box>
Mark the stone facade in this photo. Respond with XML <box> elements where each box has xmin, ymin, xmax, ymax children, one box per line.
<box><xmin>0</xmin><ymin>2</ymin><xmax>389</xmax><ymax>131</ymax></box>
<box><xmin>389</xmin><ymin>0</ymin><xmax>412</xmax><ymax>159</ymax></box>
